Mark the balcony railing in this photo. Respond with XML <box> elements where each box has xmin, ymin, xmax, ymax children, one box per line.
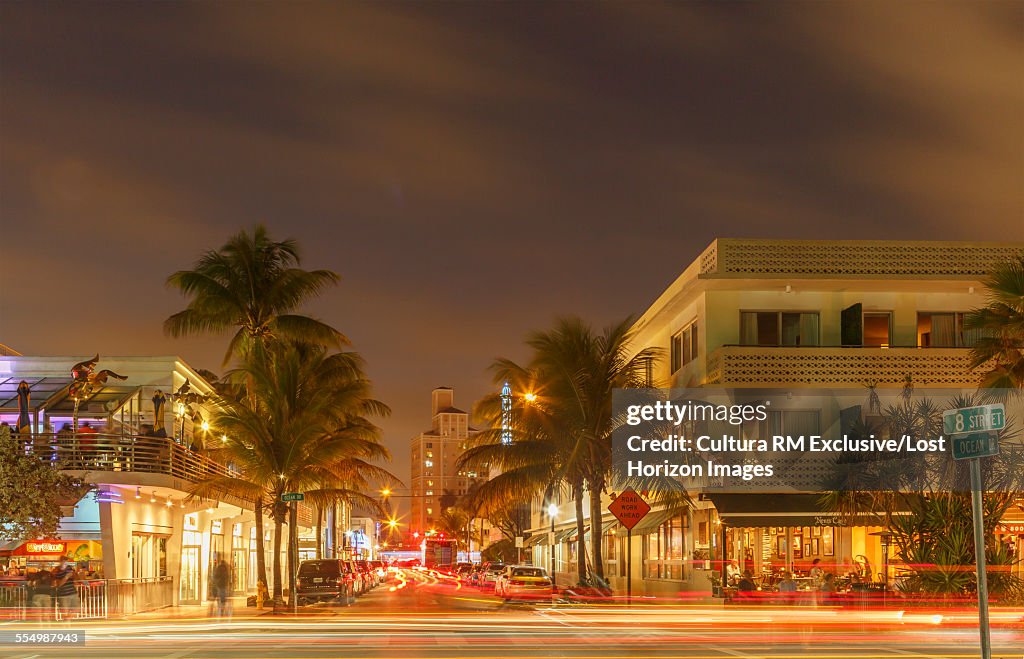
<box><xmin>705</xmin><ymin>345</ymin><xmax>979</xmax><ymax>387</ymax></box>
<box><xmin>697</xmin><ymin>238</ymin><xmax>1023</xmax><ymax>278</ymax></box>
<box><xmin>16</xmin><ymin>432</ymin><xmax>235</xmax><ymax>483</ymax></box>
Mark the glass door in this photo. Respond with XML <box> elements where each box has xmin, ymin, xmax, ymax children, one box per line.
<box><xmin>180</xmin><ymin>545</ymin><xmax>201</xmax><ymax>604</ymax></box>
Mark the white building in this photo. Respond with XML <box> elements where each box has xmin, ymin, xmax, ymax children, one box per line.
<box><xmin>526</xmin><ymin>238</ymin><xmax>1024</xmax><ymax>596</ymax></box>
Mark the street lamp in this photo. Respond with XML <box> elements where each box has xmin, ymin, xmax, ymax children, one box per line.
<box><xmin>548</xmin><ymin>503</ymin><xmax>558</xmax><ymax>580</ymax></box>
<box><xmin>524</xmin><ymin>392</ymin><xmax>537</xmax><ymax>403</ymax></box>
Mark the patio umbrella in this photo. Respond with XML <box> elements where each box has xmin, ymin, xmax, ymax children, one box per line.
<box><xmin>16</xmin><ymin>381</ymin><xmax>31</xmax><ymax>435</ymax></box>
<box><xmin>152</xmin><ymin>390</ymin><xmax>167</xmax><ymax>437</ymax></box>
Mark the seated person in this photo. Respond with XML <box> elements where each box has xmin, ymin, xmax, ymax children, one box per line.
<box><xmin>777</xmin><ymin>571</ymin><xmax>797</xmax><ymax>593</ymax></box>
<box><xmin>737</xmin><ymin>571</ymin><xmax>756</xmax><ymax>592</ymax></box>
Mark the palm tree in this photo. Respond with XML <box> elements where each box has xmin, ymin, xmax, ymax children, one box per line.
<box><xmin>967</xmin><ymin>254</ymin><xmax>1024</xmax><ymax>390</ymax></box>
<box><xmin>460</xmin><ymin>316</ymin><xmax>659</xmax><ymax>584</ymax></box>
<box><xmin>165</xmin><ymin>224</ymin><xmax>344</xmax><ymax>366</ymax></box>
<box><xmin>191</xmin><ymin>341</ymin><xmax>391</xmax><ymax>608</ymax></box>
<box><xmin>166</xmin><ymin>225</ymin><xmax>345</xmax><ymax>592</ymax></box>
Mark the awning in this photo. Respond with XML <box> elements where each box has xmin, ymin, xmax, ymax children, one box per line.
<box><xmin>703</xmin><ymin>493</ymin><xmax>881</xmax><ymax>528</ymax></box>
<box><xmin>632</xmin><ymin>509</ymin><xmax>677</xmax><ymax>533</ymax></box>
<box><xmin>524</xmin><ymin>533</ymin><xmax>548</xmax><ymax>547</ymax></box>
<box><xmin>554</xmin><ymin>526</ymin><xmax>588</xmax><ymax>543</ymax></box>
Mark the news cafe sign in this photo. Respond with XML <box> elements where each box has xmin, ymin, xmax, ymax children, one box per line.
<box><xmin>813</xmin><ymin>516</ymin><xmax>849</xmax><ymax>527</ymax></box>
<box><xmin>25</xmin><ymin>541</ymin><xmax>65</xmax><ymax>555</ymax></box>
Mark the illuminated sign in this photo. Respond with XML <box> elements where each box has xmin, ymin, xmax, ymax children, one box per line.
<box><xmin>25</xmin><ymin>542</ymin><xmax>65</xmax><ymax>554</ymax></box>
<box><xmin>997</xmin><ymin>523</ymin><xmax>1024</xmax><ymax>534</ymax></box>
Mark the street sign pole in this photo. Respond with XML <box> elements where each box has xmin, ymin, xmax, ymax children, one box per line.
<box><xmin>945</xmin><ymin>403</ymin><xmax>1001</xmax><ymax>659</ymax></box>
<box><xmin>626</xmin><ymin>528</ymin><xmax>632</xmax><ymax>606</ymax></box>
<box><xmin>969</xmin><ymin>457</ymin><xmax>992</xmax><ymax>659</ymax></box>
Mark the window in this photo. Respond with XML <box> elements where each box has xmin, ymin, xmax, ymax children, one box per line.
<box><xmin>763</xmin><ymin>410</ymin><xmax>820</xmax><ymax>437</ymax></box>
<box><xmin>863</xmin><ymin>312</ymin><xmax>892</xmax><ymax>347</ymax></box>
<box><xmin>740</xmin><ymin>312</ymin><xmax>819</xmax><ymax>346</ymax></box>
<box><xmin>918</xmin><ymin>312</ymin><xmax>984</xmax><ymax>348</ymax></box>
<box><xmin>670</xmin><ymin>322</ymin><xmax>698</xmax><ymax>373</ymax></box>
<box><xmin>425</xmin><ymin>490</ymin><xmax>433</xmax><ymax>496</ymax></box>
<box><xmin>427</xmin><ymin>480</ymin><xmax>433</xmax><ymax>487</ymax></box>
<box><xmin>643</xmin><ymin>515</ymin><xmax>687</xmax><ymax>580</ymax></box>
<box><xmin>426</xmin><ymin>451</ymin><xmax>433</xmax><ymax>458</ymax></box>
<box><xmin>424</xmin><ymin>460</ymin><xmax>433</xmax><ymax>467</ymax></box>
<box><xmin>426</xmin><ymin>443</ymin><xmax>433</xmax><ymax>448</ymax></box>
<box><xmin>426</xmin><ymin>508</ymin><xmax>433</xmax><ymax>516</ymax></box>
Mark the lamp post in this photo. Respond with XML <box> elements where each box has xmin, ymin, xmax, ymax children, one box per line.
<box><xmin>548</xmin><ymin>503</ymin><xmax>558</xmax><ymax>584</ymax></box>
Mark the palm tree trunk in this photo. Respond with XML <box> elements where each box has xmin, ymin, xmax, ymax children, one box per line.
<box><xmin>271</xmin><ymin>510</ymin><xmax>284</xmax><ymax>610</ymax></box>
<box><xmin>315</xmin><ymin>505</ymin><xmax>323</xmax><ymax>560</ymax></box>
<box><xmin>329</xmin><ymin>502</ymin><xmax>337</xmax><ymax>558</ymax></box>
<box><xmin>589</xmin><ymin>480</ymin><xmax>604</xmax><ymax>580</ymax></box>
<box><xmin>254</xmin><ymin>496</ymin><xmax>268</xmax><ymax>594</ymax></box>
<box><xmin>574</xmin><ymin>481</ymin><xmax>587</xmax><ymax>585</ymax></box>
<box><xmin>288</xmin><ymin>502</ymin><xmax>298</xmax><ymax>608</ymax></box>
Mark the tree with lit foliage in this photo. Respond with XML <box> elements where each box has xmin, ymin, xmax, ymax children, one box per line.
<box><xmin>460</xmin><ymin>316</ymin><xmax>659</xmax><ymax>585</ymax></box>
<box><xmin>0</xmin><ymin>425</ymin><xmax>90</xmax><ymax>542</ymax></box>
<box><xmin>165</xmin><ymin>225</ymin><xmax>346</xmax><ymax>595</ymax></box>
<box><xmin>190</xmin><ymin>341</ymin><xmax>392</xmax><ymax>609</ymax></box>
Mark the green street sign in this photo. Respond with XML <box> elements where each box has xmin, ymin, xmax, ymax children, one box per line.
<box><xmin>281</xmin><ymin>492</ymin><xmax>304</xmax><ymax>502</ymax></box>
<box><xmin>951</xmin><ymin>432</ymin><xmax>1000</xmax><ymax>461</ymax></box>
<box><xmin>943</xmin><ymin>404</ymin><xmax>1005</xmax><ymax>436</ymax></box>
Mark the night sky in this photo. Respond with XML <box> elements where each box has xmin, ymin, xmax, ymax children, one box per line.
<box><xmin>1</xmin><ymin>1</ymin><xmax>1022</xmax><ymax>504</ymax></box>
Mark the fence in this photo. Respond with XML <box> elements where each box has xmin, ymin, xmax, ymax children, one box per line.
<box><xmin>0</xmin><ymin>577</ymin><xmax>174</xmax><ymax>621</ymax></box>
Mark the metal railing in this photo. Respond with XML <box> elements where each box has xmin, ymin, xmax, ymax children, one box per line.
<box><xmin>0</xmin><ymin>577</ymin><xmax>174</xmax><ymax>620</ymax></box>
<box><xmin>16</xmin><ymin>432</ymin><xmax>235</xmax><ymax>483</ymax></box>
<box><xmin>105</xmin><ymin>577</ymin><xmax>175</xmax><ymax>616</ymax></box>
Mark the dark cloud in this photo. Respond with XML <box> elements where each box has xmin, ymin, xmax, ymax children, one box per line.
<box><xmin>2</xmin><ymin>1</ymin><xmax>1022</xmax><ymax>509</ymax></box>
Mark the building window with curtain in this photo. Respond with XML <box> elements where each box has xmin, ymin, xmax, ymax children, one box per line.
<box><xmin>917</xmin><ymin>312</ymin><xmax>984</xmax><ymax>348</ymax></box>
<box><xmin>643</xmin><ymin>515</ymin><xmax>686</xmax><ymax>581</ymax></box>
<box><xmin>740</xmin><ymin>311</ymin><xmax>819</xmax><ymax>346</ymax></box>
<box><xmin>763</xmin><ymin>410</ymin><xmax>821</xmax><ymax>438</ymax></box>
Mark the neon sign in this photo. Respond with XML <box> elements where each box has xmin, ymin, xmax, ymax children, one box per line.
<box><xmin>25</xmin><ymin>542</ymin><xmax>65</xmax><ymax>554</ymax></box>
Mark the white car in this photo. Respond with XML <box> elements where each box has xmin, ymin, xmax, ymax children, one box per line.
<box><xmin>496</xmin><ymin>565</ymin><xmax>553</xmax><ymax>601</ymax></box>
<box><xmin>495</xmin><ymin>564</ymin><xmax>552</xmax><ymax>601</ymax></box>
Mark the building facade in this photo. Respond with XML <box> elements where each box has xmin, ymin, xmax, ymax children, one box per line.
<box><xmin>409</xmin><ymin>387</ymin><xmax>484</xmax><ymax>536</ymax></box>
<box><xmin>526</xmin><ymin>238</ymin><xmax>1024</xmax><ymax>595</ymax></box>
<box><xmin>0</xmin><ymin>353</ymin><xmax>315</xmax><ymax>612</ymax></box>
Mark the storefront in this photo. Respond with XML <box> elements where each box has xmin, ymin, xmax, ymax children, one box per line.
<box><xmin>1</xmin><ymin>539</ymin><xmax>103</xmax><ymax>574</ymax></box>
<box><xmin>706</xmin><ymin>493</ymin><xmax>892</xmax><ymax>584</ymax></box>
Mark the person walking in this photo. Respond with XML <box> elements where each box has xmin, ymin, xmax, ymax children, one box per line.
<box><xmin>209</xmin><ymin>553</ymin><xmax>231</xmax><ymax>618</ymax></box>
<box><xmin>53</xmin><ymin>556</ymin><xmax>79</xmax><ymax>620</ymax></box>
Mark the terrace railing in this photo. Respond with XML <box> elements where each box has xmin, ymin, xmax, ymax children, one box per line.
<box><xmin>16</xmin><ymin>432</ymin><xmax>236</xmax><ymax>483</ymax></box>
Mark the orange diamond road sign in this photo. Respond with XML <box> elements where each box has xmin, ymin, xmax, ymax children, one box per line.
<box><xmin>608</xmin><ymin>488</ymin><xmax>651</xmax><ymax>530</ymax></box>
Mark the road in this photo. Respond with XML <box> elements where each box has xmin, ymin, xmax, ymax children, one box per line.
<box><xmin>0</xmin><ymin>569</ymin><xmax>1021</xmax><ymax>659</ymax></box>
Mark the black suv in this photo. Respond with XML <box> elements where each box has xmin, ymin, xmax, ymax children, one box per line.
<box><xmin>296</xmin><ymin>559</ymin><xmax>356</xmax><ymax>605</ymax></box>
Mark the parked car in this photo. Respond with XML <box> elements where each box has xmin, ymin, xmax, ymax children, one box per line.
<box><xmin>480</xmin><ymin>563</ymin><xmax>505</xmax><ymax>590</ymax></box>
<box><xmin>344</xmin><ymin>559</ymin><xmax>369</xmax><ymax>595</ymax></box>
<box><xmin>501</xmin><ymin>566</ymin><xmax>554</xmax><ymax>601</ymax></box>
<box><xmin>354</xmin><ymin>560</ymin><xmax>379</xmax><ymax>588</ymax></box>
<box><xmin>454</xmin><ymin>562</ymin><xmax>474</xmax><ymax>580</ymax></box>
<box><xmin>295</xmin><ymin>559</ymin><xmax>356</xmax><ymax>605</ymax></box>
<box><xmin>369</xmin><ymin>560</ymin><xmax>388</xmax><ymax>582</ymax></box>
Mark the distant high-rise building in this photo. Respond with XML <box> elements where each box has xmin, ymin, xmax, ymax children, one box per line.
<box><xmin>409</xmin><ymin>387</ymin><xmax>483</xmax><ymax>535</ymax></box>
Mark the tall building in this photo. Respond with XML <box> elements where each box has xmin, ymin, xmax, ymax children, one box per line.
<box><xmin>409</xmin><ymin>387</ymin><xmax>482</xmax><ymax>535</ymax></box>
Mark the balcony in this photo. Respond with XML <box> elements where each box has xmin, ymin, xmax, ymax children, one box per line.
<box><xmin>704</xmin><ymin>346</ymin><xmax>979</xmax><ymax>388</ymax></box>
<box><xmin>21</xmin><ymin>432</ymin><xmax>235</xmax><ymax>483</ymax></box>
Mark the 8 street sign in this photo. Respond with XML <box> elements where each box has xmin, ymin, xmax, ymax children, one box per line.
<box><xmin>281</xmin><ymin>492</ymin><xmax>304</xmax><ymax>502</ymax></box>
<box><xmin>608</xmin><ymin>488</ymin><xmax>651</xmax><ymax>530</ymax></box>
<box><xmin>943</xmin><ymin>404</ymin><xmax>1005</xmax><ymax>435</ymax></box>
<box><xmin>951</xmin><ymin>432</ymin><xmax>1000</xmax><ymax>461</ymax></box>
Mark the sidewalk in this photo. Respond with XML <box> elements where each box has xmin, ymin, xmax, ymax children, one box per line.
<box><xmin>124</xmin><ymin>596</ymin><xmax>275</xmax><ymax>620</ymax></box>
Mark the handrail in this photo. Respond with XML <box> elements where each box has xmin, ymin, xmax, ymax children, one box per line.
<box><xmin>16</xmin><ymin>432</ymin><xmax>237</xmax><ymax>483</ymax></box>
